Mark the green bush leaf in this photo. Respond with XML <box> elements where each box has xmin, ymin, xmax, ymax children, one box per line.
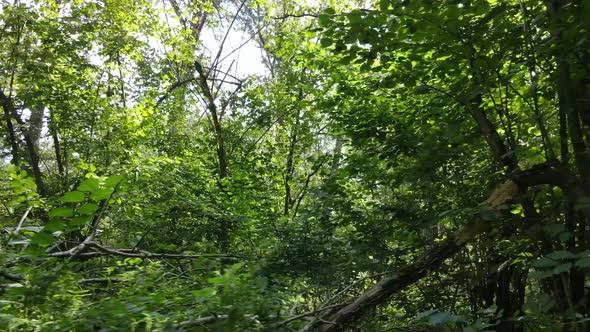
<box><xmin>49</xmin><ymin>207</ymin><xmax>74</xmax><ymax>218</ymax></box>
<box><xmin>44</xmin><ymin>219</ymin><xmax>65</xmax><ymax>232</ymax></box>
<box><xmin>90</xmin><ymin>188</ymin><xmax>114</xmax><ymax>201</ymax></box>
<box><xmin>532</xmin><ymin>257</ymin><xmax>558</xmax><ymax>268</ymax></box>
<box><xmin>105</xmin><ymin>175</ymin><xmax>124</xmax><ymax>188</ymax></box>
<box><xmin>78</xmin><ymin>203</ymin><xmax>99</xmax><ymax>215</ymax></box>
<box><xmin>575</xmin><ymin>196</ymin><xmax>590</xmax><ymax>211</ymax></box>
<box><xmin>553</xmin><ymin>263</ymin><xmax>572</xmax><ymax>274</ymax></box>
<box><xmin>319</xmin><ymin>14</ymin><xmax>332</xmax><ymax>27</ymax></box>
<box><xmin>547</xmin><ymin>250</ymin><xmax>576</xmax><ymax>260</ymax></box>
<box><xmin>575</xmin><ymin>257</ymin><xmax>590</xmax><ymax>268</ymax></box>
<box><xmin>71</xmin><ymin>215</ymin><xmax>92</xmax><ymax>226</ymax></box>
<box><xmin>61</xmin><ymin>191</ymin><xmax>85</xmax><ymax>203</ymax></box>
<box><xmin>528</xmin><ymin>270</ymin><xmax>553</xmax><ymax>280</ymax></box>
<box><xmin>320</xmin><ymin>37</ymin><xmax>334</xmax><ymax>47</ymax></box>
<box><xmin>30</xmin><ymin>231</ymin><xmax>53</xmax><ymax>246</ymax></box>
<box><xmin>78</xmin><ymin>178</ymin><xmax>100</xmax><ymax>192</ymax></box>
<box><xmin>429</xmin><ymin>311</ymin><xmax>452</xmax><ymax>325</ymax></box>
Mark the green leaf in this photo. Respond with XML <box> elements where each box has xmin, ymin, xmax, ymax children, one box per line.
<box><xmin>192</xmin><ymin>287</ymin><xmax>215</xmax><ymax>299</ymax></box>
<box><xmin>30</xmin><ymin>231</ymin><xmax>53</xmax><ymax>246</ymax></box>
<box><xmin>208</xmin><ymin>275</ymin><xmax>228</xmax><ymax>285</ymax></box>
<box><xmin>320</xmin><ymin>37</ymin><xmax>334</xmax><ymax>47</ymax></box>
<box><xmin>547</xmin><ymin>250</ymin><xmax>576</xmax><ymax>260</ymax></box>
<box><xmin>532</xmin><ymin>257</ymin><xmax>558</xmax><ymax>268</ymax></box>
<box><xmin>553</xmin><ymin>263</ymin><xmax>572</xmax><ymax>274</ymax></box>
<box><xmin>61</xmin><ymin>191</ymin><xmax>85</xmax><ymax>203</ymax></box>
<box><xmin>44</xmin><ymin>219</ymin><xmax>65</xmax><ymax>232</ymax></box>
<box><xmin>575</xmin><ymin>196</ymin><xmax>590</xmax><ymax>211</ymax></box>
<box><xmin>575</xmin><ymin>257</ymin><xmax>590</xmax><ymax>268</ymax></box>
<box><xmin>105</xmin><ymin>175</ymin><xmax>124</xmax><ymax>188</ymax></box>
<box><xmin>559</xmin><ymin>231</ymin><xmax>571</xmax><ymax>242</ymax></box>
<box><xmin>528</xmin><ymin>270</ymin><xmax>553</xmax><ymax>280</ymax></box>
<box><xmin>416</xmin><ymin>309</ymin><xmax>437</xmax><ymax>321</ymax></box>
<box><xmin>429</xmin><ymin>312</ymin><xmax>452</xmax><ymax>325</ymax></box>
<box><xmin>319</xmin><ymin>14</ymin><xmax>332</xmax><ymax>27</ymax></box>
<box><xmin>78</xmin><ymin>178</ymin><xmax>100</xmax><ymax>192</ymax></box>
<box><xmin>90</xmin><ymin>188</ymin><xmax>114</xmax><ymax>201</ymax></box>
<box><xmin>78</xmin><ymin>203</ymin><xmax>100</xmax><ymax>215</ymax></box>
<box><xmin>348</xmin><ymin>12</ymin><xmax>363</xmax><ymax>25</ymax></box>
<box><xmin>71</xmin><ymin>215</ymin><xmax>92</xmax><ymax>226</ymax></box>
<box><xmin>49</xmin><ymin>207</ymin><xmax>74</xmax><ymax>218</ymax></box>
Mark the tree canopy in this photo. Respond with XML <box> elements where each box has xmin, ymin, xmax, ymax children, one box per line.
<box><xmin>1</xmin><ymin>0</ymin><xmax>590</xmax><ymax>331</ymax></box>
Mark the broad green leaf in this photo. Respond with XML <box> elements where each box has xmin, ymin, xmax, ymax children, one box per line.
<box><xmin>192</xmin><ymin>287</ymin><xmax>216</xmax><ymax>299</ymax></box>
<box><xmin>546</xmin><ymin>250</ymin><xmax>576</xmax><ymax>260</ymax></box>
<box><xmin>78</xmin><ymin>178</ymin><xmax>100</xmax><ymax>192</ymax></box>
<box><xmin>575</xmin><ymin>196</ymin><xmax>590</xmax><ymax>211</ymax></box>
<box><xmin>320</xmin><ymin>37</ymin><xmax>334</xmax><ymax>48</ymax></box>
<box><xmin>319</xmin><ymin>14</ymin><xmax>332</xmax><ymax>27</ymax></box>
<box><xmin>528</xmin><ymin>270</ymin><xmax>553</xmax><ymax>280</ymax></box>
<box><xmin>416</xmin><ymin>309</ymin><xmax>437</xmax><ymax>320</ymax></box>
<box><xmin>207</xmin><ymin>276</ymin><xmax>227</xmax><ymax>285</ymax></box>
<box><xmin>553</xmin><ymin>263</ymin><xmax>572</xmax><ymax>274</ymax></box>
<box><xmin>105</xmin><ymin>175</ymin><xmax>124</xmax><ymax>188</ymax></box>
<box><xmin>429</xmin><ymin>312</ymin><xmax>452</xmax><ymax>325</ymax></box>
<box><xmin>44</xmin><ymin>219</ymin><xmax>65</xmax><ymax>232</ymax></box>
<box><xmin>49</xmin><ymin>207</ymin><xmax>74</xmax><ymax>218</ymax></box>
<box><xmin>61</xmin><ymin>191</ymin><xmax>85</xmax><ymax>203</ymax></box>
<box><xmin>71</xmin><ymin>215</ymin><xmax>92</xmax><ymax>226</ymax></box>
<box><xmin>532</xmin><ymin>257</ymin><xmax>558</xmax><ymax>268</ymax></box>
<box><xmin>78</xmin><ymin>203</ymin><xmax>100</xmax><ymax>215</ymax></box>
<box><xmin>90</xmin><ymin>188</ymin><xmax>114</xmax><ymax>201</ymax></box>
<box><xmin>30</xmin><ymin>231</ymin><xmax>53</xmax><ymax>246</ymax></box>
<box><xmin>575</xmin><ymin>257</ymin><xmax>590</xmax><ymax>268</ymax></box>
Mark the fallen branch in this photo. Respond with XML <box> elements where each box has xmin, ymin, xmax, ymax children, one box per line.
<box><xmin>79</xmin><ymin>278</ymin><xmax>125</xmax><ymax>285</ymax></box>
<box><xmin>305</xmin><ymin>164</ymin><xmax>589</xmax><ymax>331</ymax></box>
<box><xmin>47</xmin><ymin>241</ymin><xmax>246</xmax><ymax>260</ymax></box>
<box><xmin>177</xmin><ymin>315</ymin><xmax>229</xmax><ymax>327</ymax></box>
<box><xmin>270</xmin><ymin>303</ymin><xmax>347</xmax><ymax>329</ymax></box>
<box><xmin>0</xmin><ymin>270</ymin><xmax>24</xmax><ymax>282</ymax></box>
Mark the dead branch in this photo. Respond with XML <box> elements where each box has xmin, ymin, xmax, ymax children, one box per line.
<box><xmin>47</xmin><ymin>241</ymin><xmax>246</xmax><ymax>260</ymax></box>
<box><xmin>303</xmin><ymin>164</ymin><xmax>589</xmax><ymax>331</ymax></box>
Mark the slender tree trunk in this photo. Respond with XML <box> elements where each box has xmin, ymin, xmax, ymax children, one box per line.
<box><xmin>0</xmin><ymin>91</ymin><xmax>45</xmax><ymax>195</ymax></box>
<box><xmin>194</xmin><ymin>60</ymin><xmax>230</xmax><ymax>251</ymax></box>
<box><xmin>49</xmin><ymin>110</ymin><xmax>65</xmax><ymax>176</ymax></box>
<box><xmin>284</xmin><ymin>107</ymin><xmax>300</xmax><ymax>216</ymax></box>
<box><xmin>545</xmin><ymin>2</ymin><xmax>589</xmax><ymax>324</ymax></box>
<box><xmin>1</xmin><ymin>92</ymin><xmax>20</xmax><ymax>165</ymax></box>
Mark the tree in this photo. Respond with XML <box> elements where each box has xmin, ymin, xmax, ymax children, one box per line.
<box><xmin>1</xmin><ymin>0</ymin><xmax>590</xmax><ymax>331</ymax></box>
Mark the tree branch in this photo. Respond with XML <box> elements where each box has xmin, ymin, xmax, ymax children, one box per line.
<box><xmin>47</xmin><ymin>241</ymin><xmax>246</xmax><ymax>260</ymax></box>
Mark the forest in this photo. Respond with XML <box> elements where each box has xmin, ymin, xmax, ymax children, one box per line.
<box><xmin>1</xmin><ymin>0</ymin><xmax>589</xmax><ymax>331</ymax></box>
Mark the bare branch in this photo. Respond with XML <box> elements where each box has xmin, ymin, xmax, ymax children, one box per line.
<box><xmin>47</xmin><ymin>241</ymin><xmax>246</xmax><ymax>260</ymax></box>
<box><xmin>0</xmin><ymin>270</ymin><xmax>23</xmax><ymax>282</ymax></box>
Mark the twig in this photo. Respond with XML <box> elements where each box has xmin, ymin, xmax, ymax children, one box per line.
<box><xmin>0</xmin><ymin>270</ymin><xmax>24</xmax><ymax>282</ymax></box>
<box><xmin>177</xmin><ymin>314</ymin><xmax>229</xmax><ymax>327</ymax></box>
<box><xmin>210</xmin><ymin>0</ymin><xmax>248</xmax><ymax>80</ymax></box>
<box><xmin>14</xmin><ymin>206</ymin><xmax>32</xmax><ymax>234</ymax></box>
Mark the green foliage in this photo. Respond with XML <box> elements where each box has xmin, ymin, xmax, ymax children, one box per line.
<box><xmin>1</xmin><ymin>0</ymin><xmax>590</xmax><ymax>330</ymax></box>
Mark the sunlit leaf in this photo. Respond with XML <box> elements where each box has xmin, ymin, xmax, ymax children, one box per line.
<box><xmin>61</xmin><ymin>191</ymin><xmax>85</xmax><ymax>203</ymax></box>
<box><xmin>49</xmin><ymin>207</ymin><xmax>74</xmax><ymax>218</ymax></box>
<box><xmin>78</xmin><ymin>178</ymin><xmax>100</xmax><ymax>192</ymax></box>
